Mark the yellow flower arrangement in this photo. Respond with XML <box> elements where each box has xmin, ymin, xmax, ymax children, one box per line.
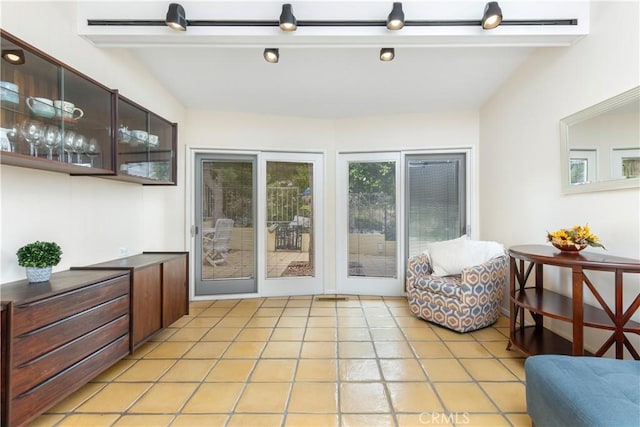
<box><xmin>547</xmin><ymin>224</ymin><xmax>606</xmax><ymax>250</ymax></box>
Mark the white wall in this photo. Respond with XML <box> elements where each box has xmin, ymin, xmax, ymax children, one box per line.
<box><xmin>479</xmin><ymin>1</ymin><xmax>640</xmax><ymax>354</ymax></box>
<box><xmin>0</xmin><ymin>2</ymin><xmax>186</xmax><ymax>282</ymax></box>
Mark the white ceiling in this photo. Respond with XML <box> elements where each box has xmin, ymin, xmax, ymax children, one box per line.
<box><xmin>78</xmin><ymin>1</ymin><xmax>590</xmax><ymax>119</ymax></box>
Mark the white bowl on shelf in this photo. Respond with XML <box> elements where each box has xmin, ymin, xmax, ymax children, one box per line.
<box><xmin>148</xmin><ymin>134</ymin><xmax>159</xmax><ymax>147</ymax></box>
<box><xmin>118</xmin><ymin>126</ymin><xmax>131</xmax><ymax>144</ymax></box>
<box><xmin>0</xmin><ymin>81</ymin><xmax>19</xmax><ymax>105</ymax></box>
<box><xmin>131</xmin><ymin>130</ymin><xmax>148</xmax><ymax>143</ymax></box>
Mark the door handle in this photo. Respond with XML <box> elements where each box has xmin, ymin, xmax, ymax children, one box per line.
<box><xmin>190</xmin><ymin>225</ymin><xmax>199</xmax><ymax>237</ymax></box>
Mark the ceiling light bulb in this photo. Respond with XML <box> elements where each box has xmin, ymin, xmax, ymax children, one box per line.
<box><xmin>4</xmin><ymin>53</ymin><xmax>20</xmax><ymax>62</ymax></box>
<box><xmin>264</xmin><ymin>48</ymin><xmax>280</xmax><ymax>63</ymax></box>
<box><xmin>387</xmin><ymin>2</ymin><xmax>405</xmax><ymax>30</ymax></box>
<box><xmin>166</xmin><ymin>3</ymin><xmax>187</xmax><ymax>31</ymax></box>
<box><xmin>1</xmin><ymin>50</ymin><xmax>25</xmax><ymax>64</ymax></box>
<box><xmin>380</xmin><ymin>48</ymin><xmax>395</xmax><ymax>61</ymax></box>
<box><xmin>482</xmin><ymin>2</ymin><xmax>503</xmax><ymax>29</ymax></box>
<box><xmin>279</xmin><ymin>4</ymin><xmax>297</xmax><ymax>31</ymax></box>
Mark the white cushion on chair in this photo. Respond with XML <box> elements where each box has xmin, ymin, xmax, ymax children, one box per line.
<box><xmin>425</xmin><ymin>237</ymin><xmax>504</xmax><ymax>276</ymax></box>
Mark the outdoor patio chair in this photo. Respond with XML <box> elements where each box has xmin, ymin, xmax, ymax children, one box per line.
<box><xmin>204</xmin><ymin>218</ymin><xmax>234</xmax><ymax>266</ymax></box>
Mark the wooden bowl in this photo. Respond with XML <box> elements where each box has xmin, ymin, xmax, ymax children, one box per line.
<box><xmin>552</xmin><ymin>242</ymin><xmax>587</xmax><ymax>252</ymax></box>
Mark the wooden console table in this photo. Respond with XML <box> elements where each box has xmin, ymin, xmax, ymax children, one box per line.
<box><xmin>507</xmin><ymin>244</ymin><xmax>640</xmax><ymax>359</ymax></box>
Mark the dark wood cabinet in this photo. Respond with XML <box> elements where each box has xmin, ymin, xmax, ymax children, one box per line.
<box><xmin>0</xmin><ymin>270</ymin><xmax>131</xmax><ymax>427</ymax></box>
<box><xmin>73</xmin><ymin>252</ymin><xmax>189</xmax><ymax>351</ymax></box>
<box><xmin>1</xmin><ymin>303</ymin><xmax>9</xmax><ymax>426</ymax></box>
<box><xmin>161</xmin><ymin>254</ymin><xmax>190</xmax><ymax>327</ymax></box>
<box><xmin>130</xmin><ymin>264</ymin><xmax>162</xmax><ymax>346</ymax></box>
<box><xmin>0</xmin><ymin>30</ymin><xmax>178</xmax><ymax>185</ymax></box>
<box><xmin>508</xmin><ymin>245</ymin><xmax>640</xmax><ymax>359</ymax></box>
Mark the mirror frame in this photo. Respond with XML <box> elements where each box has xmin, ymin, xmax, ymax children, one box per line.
<box><xmin>560</xmin><ymin>86</ymin><xmax>640</xmax><ymax>194</ymax></box>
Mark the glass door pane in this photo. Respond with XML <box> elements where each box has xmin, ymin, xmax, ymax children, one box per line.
<box><xmin>62</xmin><ymin>69</ymin><xmax>113</xmax><ymax>171</ymax></box>
<box><xmin>266</xmin><ymin>161</ymin><xmax>315</xmax><ymax>278</ymax></box>
<box><xmin>348</xmin><ymin>161</ymin><xmax>397</xmax><ymax>278</ymax></box>
<box><xmin>406</xmin><ymin>153</ymin><xmax>466</xmax><ymax>257</ymax></box>
<box><xmin>194</xmin><ymin>154</ymin><xmax>256</xmax><ymax>296</ymax></box>
<box><xmin>337</xmin><ymin>152</ymin><xmax>402</xmax><ymax>297</ymax></box>
<box><xmin>261</xmin><ymin>152</ymin><xmax>324</xmax><ymax>297</ymax></box>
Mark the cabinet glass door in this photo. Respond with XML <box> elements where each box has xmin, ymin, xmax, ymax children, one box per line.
<box><xmin>61</xmin><ymin>69</ymin><xmax>113</xmax><ymax>170</ymax></box>
<box><xmin>148</xmin><ymin>113</ymin><xmax>176</xmax><ymax>183</ymax></box>
<box><xmin>0</xmin><ymin>32</ymin><xmax>114</xmax><ymax>173</ymax></box>
<box><xmin>116</xmin><ymin>96</ymin><xmax>176</xmax><ymax>184</ymax></box>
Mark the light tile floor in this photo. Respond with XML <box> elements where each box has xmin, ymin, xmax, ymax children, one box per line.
<box><xmin>30</xmin><ymin>296</ymin><xmax>530</xmax><ymax>427</ymax></box>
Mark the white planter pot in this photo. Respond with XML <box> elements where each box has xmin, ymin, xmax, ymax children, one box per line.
<box><xmin>26</xmin><ymin>266</ymin><xmax>52</xmax><ymax>283</ymax></box>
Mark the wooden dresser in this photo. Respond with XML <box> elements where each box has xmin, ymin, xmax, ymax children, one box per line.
<box><xmin>1</xmin><ymin>270</ymin><xmax>131</xmax><ymax>426</ymax></box>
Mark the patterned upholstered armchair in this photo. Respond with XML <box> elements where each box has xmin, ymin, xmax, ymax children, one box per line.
<box><xmin>406</xmin><ymin>253</ymin><xmax>508</xmax><ymax>333</ymax></box>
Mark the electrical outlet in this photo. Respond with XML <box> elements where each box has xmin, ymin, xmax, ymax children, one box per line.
<box><xmin>119</xmin><ymin>247</ymin><xmax>128</xmax><ymax>257</ymax></box>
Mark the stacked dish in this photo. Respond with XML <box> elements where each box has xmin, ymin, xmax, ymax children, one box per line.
<box><xmin>0</xmin><ymin>81</ymin><xmax>19</xmax><ymax>105</ymax></box>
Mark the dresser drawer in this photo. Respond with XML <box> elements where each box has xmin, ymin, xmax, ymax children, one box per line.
<box><xmin>12</xmin><ymin>295</ymin><xmax>129</xmax><ymax>367</ymax></box>
<box><xmin>12</xmin><ymin>275</ymin><xmax>129</xmax><ymax>336</ymax></box>
<box><xmin>11</xmin><ymin>314</ymin><xmax>129</xmax><ymax>397</ymax></box>
<box><xmin>10</xmin><ymin>334</ymin><xmax>129</xmax><ymax>427</ymax></box>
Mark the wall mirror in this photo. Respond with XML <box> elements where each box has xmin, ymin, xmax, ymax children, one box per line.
<box><xmin>560</xmin><ymin>86</ymin><xmax>640</xmax><ymax>194</ymax></box>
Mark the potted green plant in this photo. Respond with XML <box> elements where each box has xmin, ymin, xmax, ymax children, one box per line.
<box><xmin>16</xmin><ymin>241</ymin><xmax>63</xmax><ymax>283</ymax></box>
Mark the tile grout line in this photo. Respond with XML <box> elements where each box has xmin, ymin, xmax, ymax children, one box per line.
<box><xmin>376</xmin><ymin>297</ymin><xmax>402</xmax><ymax>427</ymax></box>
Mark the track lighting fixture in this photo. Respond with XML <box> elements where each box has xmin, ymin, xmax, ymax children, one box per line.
<box><xmin>279</xmin><ymin>4</ymin><xmax>297</xmax><ymax>31</ymax></box>
<box><xmin>386</xmin><ymin>2</ymin><xmax>405</xmax><ymax>30</ymax></box>
<box><xmin>90</xmin><ymin>1</ymin><xmax>575</xmax><ymax>32</ymax></box>
<box><xmin>379</xmin><ymin>48</ymin><xmax>395</xmax><ymax>62</ymax></box>
<box><xmin>166</xmin><ymin>3</ymin><xmax>187</xmax><ymax>31</ymax></box>
<box><xmin>481</xmin><ymin>2</ymin><xmax>503</xmax><ymax>30</ymax></box>
<box><xmin>264</xmin><ymin>48</ymin><xmax>279</xmax><ymax>63</ymax></box>
<box><xmin>1</xmin><ymin>49</ymin><xmax>25</xmax><ymax>65</ymax></box>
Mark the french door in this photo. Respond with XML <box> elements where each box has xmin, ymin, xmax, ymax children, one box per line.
<box><xmin>194</xmin><ymin>153</ymin><xmax>257</xmax><ymax>296</ymax></box>
<box><xmin>337</xmin><ymin>151</ymin><xmax>469</xmax><ymax>296</ymax></box>
<box><xmin>260</xmin><ymin>152</ymin><xmax>324</xmax><ymax>296</ymax></box>
<box><xmin>406</xmin><ymin>153</ymin><xmax>467</xmax><ymax>258</ymax></box>
<box><xmin>192</xmin><ymin>151</ymin><xmax>323</xmax><ymax>298</ymax></box>
<box><xmin>337</xmin><ymin>152</ymin><xmax>402</xmax><ymax>296</ymax></box>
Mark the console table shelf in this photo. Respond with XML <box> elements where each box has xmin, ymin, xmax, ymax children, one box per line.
<box><xmin>508</xmin><ymin>244</ymin><xmax>640</xmax><ymax>360</ymax></box>
<box><xmin>515</xmin><ymin>289</ymin><xmax>640</xmax><ymax>331</ymax></box>
<box><xmin>510</xmin><ymin>326</ymin><xmax>581</xmax><ymax>357</ymax></box>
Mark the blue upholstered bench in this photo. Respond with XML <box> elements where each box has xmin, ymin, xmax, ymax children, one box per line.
<box><xmin>525</xmin><ymin>355</ymin><xmax>640</xmax><ymax>427</ymax></box>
